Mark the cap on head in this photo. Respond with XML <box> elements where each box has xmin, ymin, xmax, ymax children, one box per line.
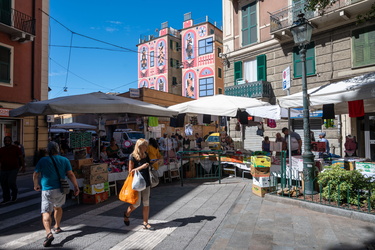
<box><xmin>319</xmin><ymin>132</ymin><xmax>326</xmax><ymax>137</ymax></box>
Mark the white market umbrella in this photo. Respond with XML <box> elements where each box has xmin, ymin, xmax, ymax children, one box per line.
<box><xmin>168</xmin><ymin>94</ymin><xmax>271</xmax><ymax>117</ymax></box>
<box><xmin>51</xmin><ymin>123</ymin><xmax>97</xmax><ymax>130</ymax></box>
<box><xmin>277</xmin><ymin>72</ymin><xmax>375</xmax><ymax>113</ymax></box>
<box><xmin>246</xmin><ymin>105</ymin><xmax>303</xmax><ymax>120</ymax></box>
<box><xmin>10</xmin><ymin>92</ymin><xmax>178</xmax><ymax>117</ymax></box>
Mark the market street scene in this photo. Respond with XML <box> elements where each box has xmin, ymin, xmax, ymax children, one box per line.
<box><xmin>1</xmin><ymin>0</ymin><xmax>375</xmax><ymax>249</ymax></box>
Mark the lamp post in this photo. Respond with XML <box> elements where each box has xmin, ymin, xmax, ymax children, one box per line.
<box><xmin>290</xmin><ymin>13</ymin><xmax>316</xmax><ymax>195</ymax></box>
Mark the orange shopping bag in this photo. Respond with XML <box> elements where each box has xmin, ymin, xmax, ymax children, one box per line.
<box><xmin>119</xmin><ymin>172</ymin><xmax>138</xmax><ymax>204</ymax></box>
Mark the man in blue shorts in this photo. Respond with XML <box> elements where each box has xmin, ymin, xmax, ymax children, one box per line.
<box><xmin>33</xmin><ymin>142</ymin><xmax>79</xmax><ymax>247</ymax></box>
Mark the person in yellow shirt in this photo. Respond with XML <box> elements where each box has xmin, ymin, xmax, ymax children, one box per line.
<box><xmin>147</xmin><ymin>138</ymin><xmax>163</xmax><ymax>170</ymax></box>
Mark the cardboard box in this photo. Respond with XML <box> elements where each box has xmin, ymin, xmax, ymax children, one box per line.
<box><xmin>331</xmin><ymin>159</ymin><xmax>355</xmax><ymax>171</ymax></box>
<box><xmin>83</xmin><ymin>172</ymin><xmax>108</xmax><ymax>185</ymax></box>
<box><xmin>355</xmin><ymin>162</ymin><xmax>375</xmax><ymax>173</ymax></box>
<box><xmin>251</xmin><ymin>166</ymin><xmax>270</xmax><ymax>177</ymax></box>
<box><xmin>251</xmin><ymin>156</ymin><xmax>271</xmax><ymax>168</ymax></box>
<box><xmin>291</xmin><ymin>156</ymin><xmax>304</xmax><ymax>171</ymax></box>
<box><xmin>82</xmin><ymin>163</ymin><xmax>108</xmax><ymax>176</ymax></box>
<box><xmin>82</xmin><ymin>191</ymin><xmax>109</xmax><ymax>204</ymax></box>
<box><xmin>70</xmin><ymin>158</ymin><xmax>93</xmax><ymax>170</ymax></box>
<box><xmin>253</xmin><ymin>176</ymin><xmax>275</xmax><ymax>187</ymax></box>
<box><xmin>252</xmin><ymin>184</ymin><xmax>276</xmax><ymax>197</ymax></box>
<box><xmin>83</xmin><ymin>182</ymin><xmax>109</xmax><ymax>195</ymax></box>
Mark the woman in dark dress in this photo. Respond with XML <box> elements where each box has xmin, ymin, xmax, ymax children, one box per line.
<box><xmin>123</xmin><ymin>139</ymin><xmax>155</xmax><ymax>230</ymax></box>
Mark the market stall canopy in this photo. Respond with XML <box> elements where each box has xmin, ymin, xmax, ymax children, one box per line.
<box><xmin>167</xmin><ymin>94</ymin><xmax>271</xmax><ymax>117</ymax></box>
<box><xmin>51</xmin><ymin>123</ymin><xmax>97</xmax><ymax>130</ymax></box>
<box><xmin>246</xmin><ymin>105</ymin><xmax>303</xmax><ymax>120</ymax></box>
<box><xmin>10</xmin><ymin>92</ymin><xmax>178</xmax><ymax>117</ymax></box>
<box><xmin>277</xmin><ymin>72</ymin><xmax>375</xmax><ymax>113</ymax></box>
<box><xmin>49</xmin><ymin>128</ymin><xmax>68</xmax><ymax>134</ymax></box>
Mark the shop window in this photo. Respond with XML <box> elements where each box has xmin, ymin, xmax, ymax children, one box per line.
<box><xmin>0</xmin><ymin>45</ymin><xmax>12</xmax><ymax>84</ymax></box>
<box><xmin>199</xmin><ymin>77</ymin><xmax>214</xmax><ymax>97</ymax></box>
<box><xmin>242</xmin><ymin>2</ymin><xmax>257</xmax><ymax>46</ymax></box>
<box><xmin>198</xmin><ymin>37</ymin><xmax>213</xmax><ymax>56</ymax></box>
<box><xmin>293</xmin><ymin>42</ymin><xmax>315</xmax><ymax>78</ymax></box>
<box><xmin>352</xmin><ymin>25</ymin><xmax>375</xmax><ymax>68</ymax></box>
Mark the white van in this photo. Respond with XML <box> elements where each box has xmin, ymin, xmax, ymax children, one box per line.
<box><xmin>112</xmin><ymin>129</ymin><xmax>145</xmax><ymax>152</ymax></box>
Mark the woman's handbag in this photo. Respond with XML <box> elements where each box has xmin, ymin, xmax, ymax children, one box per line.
<box><xmin>149</xmin><ymin>167</ymin><xmax>159</xmax><ymax>188</ymax></box>
<box><xmin>50</xmin><ymin>156</ymin><xmax>70</xmax><ymax>194</ymax></box>
<box><xmin>119</xmin><ymin>172</ymin><xmax>138</xmax><ymax>204</ymax></box>
<box><xmin>132</xmin><ymin>170</ymin><xmax>146</xmax><ymax>191</ymax></box>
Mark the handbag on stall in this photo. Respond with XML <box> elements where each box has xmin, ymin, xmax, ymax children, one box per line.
<box><xmin>132</xmin><ymin>170</ymin><xmax>146</xmax><ymax>191</ymax></box>
<box><xmin>50</xmin><ymin>156</ymin><xmax>70</xmax><ymax>195</ymax></box>
<box><xmin>119</xmin><ymin>172</ymin><xmax>138</xmax><ymax>204</ymax></box>
<box><xmin>149</xmin><ymin>167</ymin><xmax>159</xmax><ymax>188</ymax></box>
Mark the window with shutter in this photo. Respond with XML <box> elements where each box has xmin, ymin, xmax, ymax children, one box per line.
<box><xmin>352</xmin><ymin>25</ymin><xmax>375</xmax><ymax>67</ymax></box>
<box><xmin>234</xmin><ymin>61</ymin><xmax>243</xmax><ymax>84</ymax></box>
<box><xmin>0</xmin><ymin>45</ymin><xmax>11</xmax><ymax>83</ymax></box>
<box><xmin>242</xmin><ymin>2</ymin><xmax>257</xmax><ymax>46</ymax></box>
<box><xmin>257</xmin><ymin>54</ymin><xmax>267</xmax><ymax>81</ymax></box>
<box><xmin>293</xmin><ymin>42</ymin><xmax>315</xmax><ymax>78</ymax></box>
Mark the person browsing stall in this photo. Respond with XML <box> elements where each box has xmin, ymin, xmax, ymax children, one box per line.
<box><xmin>282</xmin><ymin>127</ymin><xmax>302</xmax><ymax>156</ymax></box>
<box><xmin>106</xmin><ymin>138</ymin><xmax>120</xmax><ymax>158</ymax></box>
<box><xmin>123</xmin><ymin>139</ymin><xmax>155</xmax><ymax>231</ymax></box>
<box><xmin>147</xmin><ymin>138</ymin><xmax>163</xmax><ymax>170</ymax></box>
<box><xmin>318</xmin><ymin>132</ymin><xmax>330</xmax><ymax>155</ymax></box>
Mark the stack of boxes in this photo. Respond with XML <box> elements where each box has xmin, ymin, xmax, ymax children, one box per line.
<box><xmin>82</xmin><ymin>163</ymin><xmax>109</xmax><ymax>204</ymax></box>
<box><xmin>70</xmin><ymin>158</ymin><xmax>94</xmax><ymax>178</ymax></box>
<box><xmin>250</xmin><ymin>156</ymin><xmax>275</xmax><ymax>197</ymax></box>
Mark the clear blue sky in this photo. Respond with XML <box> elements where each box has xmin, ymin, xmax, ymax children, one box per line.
<box><xmin>48</xmin><ymin>0</ymin><xmax>223</xmax><ymax>98</ymax></box>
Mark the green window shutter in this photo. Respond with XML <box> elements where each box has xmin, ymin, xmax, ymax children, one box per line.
<box><xmin>0</xmin><ymin>46</ymin><xmax>11</xmax><ymax>83</ymax></box>
<box><xmin>352</xmin><ymin>25</ymin><xmax>375</xmax><ymax>67</ymax></box>
<box><xmin>0</xmin><ymin>0</ymin><xmax>11</xmax><ymax>25</ymax></box>
<box><xmin>293</xmin><ymin>42</ymin><xmax>315</xmax><ymax>78</ymax></box>
<box><xmin>234</xmin><ymin>61</ymin><xmax>243</xmax><ymax>84</ymax></box>
<box><xmin>242</xmin><ymin>2</ymin><xmax>257</xmax><ymax>46</ymax></box>
<box><xmin>257</xmin><ymin>54</ymin><xmax>267</xmax><ymax>81</ymax></box>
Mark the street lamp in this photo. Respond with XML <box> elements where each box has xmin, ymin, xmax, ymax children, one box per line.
<box><xmin>290</xmin><ymin>13</ymin><xmax>316</xmax><ymax>195</ymax></box>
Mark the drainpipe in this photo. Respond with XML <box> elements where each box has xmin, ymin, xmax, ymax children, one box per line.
<box><xmin>32</xmin><ymin>0</ymin><xmax>39</xmax><ymax>164</ymax></box>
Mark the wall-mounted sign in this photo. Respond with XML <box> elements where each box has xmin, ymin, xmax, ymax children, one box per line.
<box><xmin>129</xmin><ymin>88</ymin><xmax>140</xmax><ymax>98</ymax></box>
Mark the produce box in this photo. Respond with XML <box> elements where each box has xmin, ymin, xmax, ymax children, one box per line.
<box><xmin>251</xmin><ymin>166</ymin><xmax>270</xmax><ymax>177</ymax></box>
<box><xmin>252</xmin><ymin>184</ymin><xmax>275</xmax><ymax>197</ymax></box>
<box><xmin>70</xmin><ymin>158</ymin><xmax>93</xmax><ymax>170</ymax></box>
<box><xmin>331</xmin><ymin>159</ymin><xmax>355</xmax><ymax>171</ymax></box>
<box><xmin>83</xmin><ymin>172</ymin><xmax>108</xmax><ymax>185</ymax></box>
<box><xmin>82</xmin><ymin>163</ymin><xmax>108</xmax><ymax>176</ymax></box>
<box><xmin>253</xmin><ymin>176</ymin><xmax>275</xmax><ymax>187</ymax></box>
<box><xmin>355</xmin><ymin>162</ymin><xmax>375</xmax><ymax>173</ymax></box>
<box><xmin>82</xmin><ymin>191</ymin><xmax>109</xmax><ymax>204</ymax></box>
<box><xmin>83</xmin><ymin>182</ymin><xmax>109</xmax><ymax>195</ymax></box>
<box><xmin>250</xmin><ymin>156</ymin><xmax>271</xmax><ymax>168</ymax></box>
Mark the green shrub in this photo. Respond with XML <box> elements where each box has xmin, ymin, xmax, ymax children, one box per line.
<box><xmin>317</xmin><ymin>166</ymin><xmax>375</xmax><ymax>206</ymax></box>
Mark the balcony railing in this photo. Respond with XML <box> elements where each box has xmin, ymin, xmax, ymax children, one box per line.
<box><xmin>0</xmin><ymin>8</ymin><xmax>35</xmax><ymax>35</ymax></box>
<box><xmin>224</xmin><ymin>81</ymin><xmax>272</xmax><ymax>98</ymax></box>
<box><xmin>269</xmin><ymin>0</ymin><xmax>362</xmax><ymax>33</ymax></box>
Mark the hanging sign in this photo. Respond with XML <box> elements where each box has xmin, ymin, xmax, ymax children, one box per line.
<box><xmin>282</xmin><ymin>66</ymin><xmax>291</xmax><ymax>90</ymax></box>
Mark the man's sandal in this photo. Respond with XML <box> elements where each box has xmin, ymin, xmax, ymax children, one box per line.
<box><xmin>43</xmin><ymin>232</ymin><xmax>54</xmax><ymax>247</ymax></box>
<box><xmin>52</xmin><ymin>227</ymin><xmax>62</xmax><ymax>234</ymax></box>
<box><xmin>143</xmin><ymin>223</ymin><xmax>155</xmax><ymax>231</ymax></box>
<box><xmin>123</xmin><ymin>212</ymin><xmax>130</xmax><ymax>226</ymax></box>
